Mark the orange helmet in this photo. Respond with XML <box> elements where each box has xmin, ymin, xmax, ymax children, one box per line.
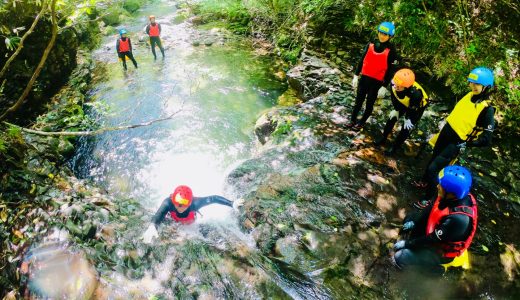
<box><xmin>149</xmin><ymin>15</ymin><xmax>155</xmax><ymax>20</ymax></box>
<box><xmin>170</xmin><ymin>185</ymin><xmax>193</xmax><ymax>207</ymax></box>
<box><xmin>393</xmin><ymin>68</ymin><xmax>415</xmax><ymax>88</ymax></box>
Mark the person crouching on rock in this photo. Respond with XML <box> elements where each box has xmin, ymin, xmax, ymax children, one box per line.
<box><xmin>116</xmin><ymin>29</ymin><xmax>138</xmax><ymax>71</ymax></box>
<box><xmin>348</xmin><ymin>21</ymin><xmax>399</xmax><ymax>130</ymax></box>
<box><xmin>392</xmin><ymin>165</ymin><xmax>477</xmax><ymax>273</ymax></box>
<box><xmin>413</xmin><ymin>67</ymin><xmax>495</xmax><ymax>209</ymax></box>
<box><xmin>141</xmin><ymin>185</ymin><xmax>244</xmax><ymax>243</ymax></box>
<box><xmin>374</xmin><ymin>68</ymin><xmax>429</xmax><ymax>155</ymax></box>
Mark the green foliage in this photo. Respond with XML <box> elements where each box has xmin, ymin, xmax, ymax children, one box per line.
<box><xmin>194</xmin><ymin>0</ymin><xmax>520</xmax><ymax>129</ymax></box>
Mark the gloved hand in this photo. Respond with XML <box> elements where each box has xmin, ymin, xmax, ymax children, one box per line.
<box><xmin>389</xmin><ymin>110</ymin><xmax>399</xmax><ymax>119</ymax></box>
<box><xmin>142</xmin><ymin>224</ymin><xmax>158</xmax><ymax>244</ymax></box>
<box><xmin>393</xmin><ymin>240</ymin><xmax>406</xmax><ymax>251</ymax></box>
<box><xmin>402</xmin><ymin>221</ymin><xmax>415</xmax><ymax>231</ymax></box>
<box><xmin>456</xmin><ymin>142</ymin><xmax>467</xmax><ymax>150</ymax></box>
<box><xmin>403</xmin><ymin>119</ymin><xmax>414</xmax><ymax>130</ymax></box>
<box><xmin>377</xmin><ymin>86</ymin><xmax>388</xmax><ymax>98</ymax></box>
<box><xmin>351</xmin><ymin>75</ymin><xmax>359</xmax><ymax>89</ymax></box>
<box><xmin>233</xmin><ymin>198</ymin><xmax>245</xmax><ymax>211</ymax></box>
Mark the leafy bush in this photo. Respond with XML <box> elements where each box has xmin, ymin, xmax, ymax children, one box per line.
<box><xmin>193</xmin><ymin>0</ymin><xmax>520</xmax><ymax>130</ymax></box>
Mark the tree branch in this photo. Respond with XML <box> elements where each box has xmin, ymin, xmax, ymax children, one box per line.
<box><xmin>3</xmin><ymin>107</ymin><xmax>183</xmax><ymax>137</ymax></box>
<box><xmin>58</xmin><ymin>12</ymin><xmax>109</xmax><ymax>34</ymax></box>
<box><xmin>0</xmin><ymin>1</ymin><xmax>47</xmax><ymax>80</ymax></box>
<box><xmin>0</xmin><ymin>0</ymin><xmax>58</xmax><ymax>121</ymax></box>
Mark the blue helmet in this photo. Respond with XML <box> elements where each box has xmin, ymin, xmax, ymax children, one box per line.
<box><xmin>378</xmin><ymin>22</ymin><xmax>395</xmax><ymax>37</ymax></box>
<box><xmin>438</xmin><ymin>165</ymin><xmax>472</xmax><ymax>199</ymax></box>
<box><xmin>467</xmin><ymin>67</ymin><xmax>494</xmax><ymax>87</ymax></box>
<box><xmin>119</xmin><ymin>29</ymin><xmax>127</xmax><ymax>36</ymax></box>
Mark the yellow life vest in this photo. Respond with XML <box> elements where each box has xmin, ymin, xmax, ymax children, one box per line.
<box><xmin>446</xmin><ymin>92</ymin><xmax>489</xmax><ymax>141</ymax></box>
<box><xmin>392</xmin><ymin>82</ymin><xmax>429</xmax><ymax>108</ymax></box>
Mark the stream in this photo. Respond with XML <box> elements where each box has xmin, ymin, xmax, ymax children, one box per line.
<box><xmin>57</xmin><ymin>0</ymin><xmax>332</xmax><ymax>298</ymax></box>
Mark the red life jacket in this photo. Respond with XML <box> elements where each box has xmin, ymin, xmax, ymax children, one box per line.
<box><xmin>426</xmin><ymin>194</ymin><xmax>478</xmax><ymax>258</ymax></box>
<box><xmin>118</xmin><ymin>38</ymin><xmax>130</xmax><ymax>52</ymax></box>
<box><xmin>149</xmin><ymin>23</ymin><xmax>160</xmax><ymax>37</ymax></box>
<box><xmin>360</xmin><ymin>43</ymin><xmax>389</xmax><ymax>82</ymax></box>
<box><xmin>170</xmin><ymin>210</ymin><xmax>196</xmax><ymax>225</ymax></box>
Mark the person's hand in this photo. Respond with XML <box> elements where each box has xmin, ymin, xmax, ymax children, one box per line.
<box><xmin>377</xmin><ymin>86</ymin><xmax>388</xmax><ymax>98</ymax></box>
<box><xmin>456</xmin><ymin>142</ymin><xmax>467</xmax><ymax>152</ymax></box>
<box><xmin>403</xmin><ymin>119</ymin><xmax>414</xmax><ymax>130</ymax></box>
<box><xmin>233</xmin><ymin>198</ymin><xmax>245</xmax><ymax>211</ymax></box>
<box><xmin>393</xmin><ymin>240</ymin><xmax>406</xmax><ymax>251</ymax></box>
<box><xmin>351</xmin><ymin>75</ymin><xmax>359</xmax><ymax>89</ymax></box>
<box><xmin>142</xmin><ymin>224</ymin><xmax>158</xmax><ymax>244</ymax></box>
<box><xmin>402</xmin><ymin>221</ymin><xmax>415</xmax><ymax>231</ymax></box>
<box><xmin>389</xmin><ymin>110</ymin><xmax>399</xmax><ymax>119</ymax></box>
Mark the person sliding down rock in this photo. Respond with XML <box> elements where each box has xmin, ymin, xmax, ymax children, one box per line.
<box><xmin>413</xmin><ymin>67</ymin><xmax>495</xmax><ymax>209</ymax></box>
<box><xmin>141</xmin><ymin>185</ymin><xmax>244</xmax><ymax>244</ymax></box>
<box><xmin>392</xmin><ymin>166</ymin><xmax>478</xmax><ymax>273</ymax></box>
<box><xmin>374</xmin><ymin>68</ymin><xmax>429</xmax><ymax>155</ymax></box>
<box><xmin>348</xmin><ymin>21</ymin><xmax>399</xmax><ymax>130</ymax></box>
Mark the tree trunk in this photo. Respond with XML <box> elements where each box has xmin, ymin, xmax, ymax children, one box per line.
<box><xmin>0</xmin><ymin>0</ymin><xmax>57</xmax><ymax>121</ymax></box>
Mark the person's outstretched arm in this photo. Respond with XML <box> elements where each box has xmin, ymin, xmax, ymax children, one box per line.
<box><xmin>191</xmin><ymin>195</ymin><xmax>233</xmax><ymax>211</ymax></box>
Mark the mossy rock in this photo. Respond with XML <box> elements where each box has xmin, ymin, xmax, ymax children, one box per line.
<box><xmin>123</xmin><ymin>0</ymin><xmax>141</xmax><ymax>13</ymax></box>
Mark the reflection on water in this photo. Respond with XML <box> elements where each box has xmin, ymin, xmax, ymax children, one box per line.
<box><xmin>70</xmin><ymin>6</ymin><xmax>285</xmax><ymax>217</ymax></box>
<box><xmin>23</xmin><ymin>242</ymin><xmax>97</xmax><ymax>299</ymax></box>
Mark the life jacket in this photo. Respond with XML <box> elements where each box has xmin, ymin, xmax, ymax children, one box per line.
<box><xmin>118</xmin><ymin>38</ymin><xmax>130</xmax><ymax>52</ymax></box>
<box><xmin>392</xmin><ymin>82</ymin><xmax>429</xmax><ymax>108</ymax></box>
<box><xmin>149</xmin><ymin>23</ymin><xmax>160</xmax><ymax>37</ymax></box>
<box><xmin>446</xmin><ymin>92</ymin><xmax>490</xmax><ymax>142</ymax></box>
<box><xmin>361</xmin><ymin>43</ymin><xmax>390</xmax><ymax>82</ymax></box>
<box><xmin>170</xmin><ymin>210</ymin><xmax>196</xmax><ymax>225</ymax></box>
<box><xmin>426</xmin><ymin>194</ymin><xmax>478</xmax><ymax>258</ymax></box>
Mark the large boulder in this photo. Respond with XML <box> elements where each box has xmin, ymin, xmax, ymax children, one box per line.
<box><xmin>286</xmin><ymin>51</ymin><xmax>345</xmax><ymax>100</ymax></box>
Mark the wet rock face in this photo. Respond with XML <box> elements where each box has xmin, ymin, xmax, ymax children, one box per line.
<box><xmin>286</xmin><ymin>51</ymin><xmax>345</xmax><ymax>100</ymax></box>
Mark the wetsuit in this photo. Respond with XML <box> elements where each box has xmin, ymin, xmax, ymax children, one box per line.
<box><xmin>351</xmin><ymin>40</ymin><xmax>398</xmax><ymax>126</ymax></box>
<box><xmin>116</xmin><ymin>37</ymin><xmax>138</xmax><ymax>70</ymax></box>
<box><xmin>395</xmin><ymin>195</ymin><xmax>476</xmax><ymax>272</ymax></box>
<box><xmin>420</xmin><ymin>92</ymin><xmax>494</xmax><ymax>200</ymax></box>
<box><xmin>145</xmin><ymin>23</ymin><xmax>165</xmax><ymax>59</ymax></box>
<box><xmin>151</xmin><ymin>195</ymin><xmax>233</xmax><ymax>227</ymax></box>
<box><xmin>380</xmin><ymin>83</ymin><xmax>427</xmax><ymax>150</ymax></box>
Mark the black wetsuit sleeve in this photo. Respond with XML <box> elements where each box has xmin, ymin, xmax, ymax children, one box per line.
<box><xmin>158</xmin><ymin>23</ymin><xmax>161</xmax><ymax>35</ymax></box>
<box><xmin>468</xmin><ymin>106</ymin><xmax>495</xmax><ymax>147</ymax></box>
<box><xmin>151</xmin><ymin>197</ymin><xmax>175</xmax><ymax>228</ymax></box>
<box><xmin>145</xmin><ymin>24</ymin><xmax>150</xmax><ymax>35</ymax></box>
<box><xmin>191</xmin><ymin>195</ymin><xmax>233</xmax><ymax>211</ymax></box>
<box><xmin>116</xmin><ymin>39</ymin><xmax>120</xmax><ymax>53</ymax></box>
<box><xmin>355</xmin><ymin>43</ymin><xmax>370</xmax><ymax>75</ymax></box>
<box><xmin>404</xmin><ymin>88</ymin><xmax>425</xmax><ymax>119</ymax></box>
<box><xmin>128</xmin><ymin>38</ymin><xmax>132</xmax><ymax>52</ymax></box>
<box><xmin>406</xmin><ymin>214</ymin><xmax>471</xmax><ymax>248</ymax></box>
<box><xmin>383</xmin><ymin>43</ymin><xmax>398</xmax><ymax>86</ymax></box>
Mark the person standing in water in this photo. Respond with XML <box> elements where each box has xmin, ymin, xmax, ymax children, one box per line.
<box><xmin>145</xmin><ymin>15</ymin><xmax>165</xmax><ymax>60</ymax></box>
<box><xmin>116</xmin><ymin>29</ymin><xmax>138</xmax><ymax>70</ymax></box>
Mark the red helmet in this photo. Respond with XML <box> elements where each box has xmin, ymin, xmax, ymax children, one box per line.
<box><xmin>170</xmin><ymin>185</ymin><xmax>193</xmax><ymax>207</ymax></box>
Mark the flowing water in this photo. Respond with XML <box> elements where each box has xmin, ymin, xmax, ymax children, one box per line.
<box><xmin>61</xmin><ymin>0</ymin><xmax>334</xmax><ymax>298</ymax></box>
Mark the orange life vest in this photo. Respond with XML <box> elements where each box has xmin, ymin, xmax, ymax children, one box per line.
<box><xmin>361</xmin><ymin>43</ymin><xmax>389</xmax><ymax>82</ymax></box>
<box><xmin>426</xmin><ymin>194</ymin><xmax>478</xmax><ymax>258</ymax></box>
<box><xmin>118</xmin><ymin>38</ymin><xmax>130</xmax><ymax>52</ymax></box>
<box><xmin>149</xmin><ymin>23</ymin><xmax>160</xmax><ymax>37</ymax></box>
<box><xmin>170</xmin><ymin>210</ymin><xmax>196</xmax><ymax>225</ymax></box>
